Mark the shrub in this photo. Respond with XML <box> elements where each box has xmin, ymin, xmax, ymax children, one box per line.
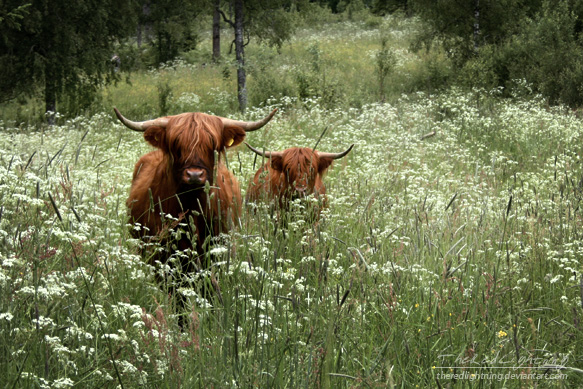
<box><xmin>247</xmin><ymin>46</ymin><xmax>296</xmax><ymax>107</ymax></box>
<box><xmin>502</xmin><ymin>0</ymin><xmax>583</xmax><ymax>106</ymax></box>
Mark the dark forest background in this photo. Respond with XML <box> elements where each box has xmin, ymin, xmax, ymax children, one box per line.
<box><xmin>2</xmin><ymin>0</ymin><xmax>583</xmax><ymax>122</ymax></box>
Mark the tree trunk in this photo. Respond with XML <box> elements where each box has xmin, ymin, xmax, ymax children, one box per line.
<box><xmin>139</xmin><ymin>2</ymin><xmax>152</xmax><ymax>48</ymax></box>
<box><xmin>45</xmin><ymin>63</ymin><xmax>56</xmax><ymax>125</ymax></box>
<box><xmin>137</xmin><ymin>23</ymin><xmax>142</xmax><ymax>47</ymax></box>
<box><xmin>212</xmin><ymin>0</ymin><xmax>221</xmax><ymax>62</ymax></box>
<box><xmin>473</xmin><ymin>0</ymin><xmax>480</xmax><ymax>53</ymax></box>
<box><xmin>234</xmin><ymin>0</ymin><xmax>247</xmax><ymax>112</ymax></box>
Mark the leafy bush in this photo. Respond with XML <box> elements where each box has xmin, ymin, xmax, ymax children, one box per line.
<box><xmin>375</xmin><ymin>33</ymin><xmax>398</xmax><ymax>101</ymax></box>
<box><xmin>294</xmin><ymin>0</ymin><xmax>342</xmax><ymax>27</ymax></box>
<box><xmin>502</xmin><ymin>0</ymin><xmax>583</xmax><ymax>106</ymax></box>
<box><xmin>247</xmin><ymin>46</ymin><xmax>296</xmax><ymax>107</ymax></box>
<box><xmin>412</xmin><ymin>0</ymin><xmax>583</xmax><ymax>107</ymax></box>
<box><xmin>291</xmin><ymin>43</ymin><xmax>347</xmax><ymax>109</ymax></box>
<box><xmin>157</xmin><ymin>80</ymin><xmax>173</xmax><ymax>116</ymax></box>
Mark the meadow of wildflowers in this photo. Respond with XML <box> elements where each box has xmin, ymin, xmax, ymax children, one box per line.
<box><xmin>1</xmin><ymin>22</ymin><xmax>583</xmax><ymax>389</ymax></box>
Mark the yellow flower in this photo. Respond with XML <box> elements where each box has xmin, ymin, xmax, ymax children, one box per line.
<box><xmin>497</xmin><ymin>330</ymin><xmax>508</xmax><ymax>338</ymax></box>
<box><xmin>415</xmin><ymin>303</ymin><xmax>419</xmax><ymax>308</ymax></box>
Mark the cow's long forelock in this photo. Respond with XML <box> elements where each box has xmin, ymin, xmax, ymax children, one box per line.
<box><xmin>283</xmin><ymin>148</ymin><xmax>320</xmax><ymax>182</ymax></box>
<box><xmin>166</xmin><ymin>112</ymin><xmax>225</xmax><ymax>169</ymax></box>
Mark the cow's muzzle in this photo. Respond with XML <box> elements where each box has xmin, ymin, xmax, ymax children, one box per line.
<box><xmin>183</xmin><ymin>168</ymin><xmax>208</xmax><ymax>187</ymax></box>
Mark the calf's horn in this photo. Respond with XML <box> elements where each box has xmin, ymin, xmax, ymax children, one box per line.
<box><xmin>318</xmin><ymin>144</ymin><xmax>354</xmax><ymax>160</ymax></box>
<box><xmin>244</xmin><ymin>142</ymin><xmax>284</xmax><ymax>159</ymax></box>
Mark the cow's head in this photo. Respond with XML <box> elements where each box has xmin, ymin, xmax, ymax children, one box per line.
<box><xmin>115</xmin><ymin>108</ymin><xmax>276</xmax><ymax>187</ymax></box>
<box><xmin>246</xmin><ymin>143</ymin><xmax>353</xmax><ymax>198</ymax></box>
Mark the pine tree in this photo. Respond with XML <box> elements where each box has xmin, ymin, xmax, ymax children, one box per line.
<box><xmin>137</xmin><ymin>0</ymin><xmax>202</xmax><ymax>66</ymax></box>
<box><xmin>0</xmin><ymin>0</ymin><xmax>136</xmax><ymax>122</ymax></box>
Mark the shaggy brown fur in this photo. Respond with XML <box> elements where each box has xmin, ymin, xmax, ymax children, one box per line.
<box><xmin>127</xmin><ymin>112</ymin><xmax>247</xmax><ymax>270</ymax></box>
<box><xmin>247</xmin><ymin>147</ymin><xmax>340</xmax><ymax>211</ymax></box>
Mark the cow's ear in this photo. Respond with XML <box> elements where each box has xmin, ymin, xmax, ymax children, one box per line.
<box><xmin>144</xmin><ymin>126</ymin><xmax>167</xmax><ymax>149</ymax></box>
<box><xmin>318</xmin><ymin>157</ymin><xmax>334</xmax><ymax>174</ymax></box>
<box><xmin>222</xmin><ymin>125</ymin><xmax>247</xmax><ymax>149</ymax></box>
<box><xmin>270</xmin><ymin>155</ymin><xmax>284</xmax><ymax>171</ymax></box>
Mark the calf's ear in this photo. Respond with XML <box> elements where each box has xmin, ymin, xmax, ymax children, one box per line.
<box><xmin>318</xmin><ymin>157</ymin><xmax>334</xmax><ymax>174</ymax></box>
<box><xmin>222</xmin><ymin>125</ymin><xmax>247</xmax><ymax>149</ymax></box>
<box><xmin>270</xmin><ymin>155</ymin><xmax>284</xmax><ymax>171</ymax></box>
<box><xmin>143</xmin><ymin>126</ymin><xmax>167</xmax><ymax>150</ymax></box>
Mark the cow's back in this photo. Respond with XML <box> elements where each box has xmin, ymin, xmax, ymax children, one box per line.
<box><xmin>127</xmin><ymin>150</ymin><xmax>177</xmax><ymax>238</ymax></box>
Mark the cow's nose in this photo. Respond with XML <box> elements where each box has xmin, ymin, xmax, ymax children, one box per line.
<box><xmin>185</xmin><ymin>169</ymin><xmax>207</xmax><ymax>186</ymax></box>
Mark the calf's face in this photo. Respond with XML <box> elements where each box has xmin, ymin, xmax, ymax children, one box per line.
<box><xmin>270</xmin><ymin>148</ymin><xmax>333</xmax><ymax>198</ymax></box>
<box><xmin>246</xmin><ymin>143</ymin><xmax>354</xmax><ymax>199</ymax></box>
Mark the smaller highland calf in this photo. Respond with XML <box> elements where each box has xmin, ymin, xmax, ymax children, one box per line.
<box><xmin>245</xmin><ymin>142</ymin><xmax>353</xmax><ymax>213</ymax></box>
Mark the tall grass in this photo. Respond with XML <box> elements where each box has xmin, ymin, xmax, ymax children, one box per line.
<box><xmin>1</xmin><ymin>15</ymin><xmax>582</xmax><ymax>389</ymax></box>
<box><xmin>1</xmin><ymin>15</ymin><xmax>450</xmax><ymax>125</ymax></box>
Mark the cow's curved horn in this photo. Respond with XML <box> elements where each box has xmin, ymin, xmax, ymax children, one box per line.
<box><xmin>220</xmin><ymin>108</ymin><xmax>277</xmax><ymax>132</ymax></box>
<box><xmin>113</xmin><ymin>107</ymin><xmax>169</xmax><ymax>132</ymax></box>
<box><xmin>244</xmin><ymin>142</ymin><xmax>284</xmax><ymax>159</ymax></box>
<box><xmin>318</xmin><ymin>144</ymin><xmax>354</xmax><ymax>160</ymax></box>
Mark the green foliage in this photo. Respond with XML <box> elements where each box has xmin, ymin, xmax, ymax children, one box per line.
<box><xmin>0</xmin><ymin>3</ymin><xmax>30</xmax><ymax>30</ymax></box>
<box><xmin>501</xmin><ymin>0</ymin><xmax>583</xmax><ymax>106</ymax></box>
<box><xmin>410</xmin><ymin>0</ymin><xmax>527</xmax><ymax>62</ymax></box>
<box><xmin>293</xmin><ymin>0</ymin><xmax>343</xmax><ymax>26</ymax></box>
<box><xmin>137</xmin><ymin>0</ymin><xmax>202</xmax><ymax>67</ymax></box>
<box><xmin>2</xmin><ymin>16</ymin><xmax>583</xmax><ymax>387</ymax></box>
<box><xmin>371</xmin><ymin>0</ymin><xmax>409</xmax><ymax>15</ymax></box>
<box><xmin>0</xmin><ymin>3</ymin><xmax>32</xmax><ymax>102</ymax></box>
<box><xmin>247</xmin><ymin>5</ymin><xmax>296</xmax><ymax>49</ymax></box>
<box><xmin>337</xmin><ymin>0</ymin><xmax>368</xmax><ymax>20</ymax></box>
<box><xmin>376</xmin><ymin>32</ymin><xmax>397</xmax><ymax>101</ymax></box>
<box><xmin>410</xmin><ymin>0</ymin><xmax>583</xmax><ymax>106</ymax></box>
<box><xmin>0</xmin><ymin>0</ymin><xmax>136</xmax><ymax>117</ymax></box>
<box><xmin>1</xmin><ymin>14</ymin><xmax>448</xmax><ymax>124</ymax></box>
<box><xmin>115</xmin><ymin>42</ymin><xmax>149</xmax><ymax>72</ymax></box>
<box><xmin>157</xmin><ymin>80</ymin><xmax>173</xmax><ymax>116</ymax></box>
<box><xmin>292</xmin><ymin>43</ymin><xmax>347</xmax><ymax>109</ymax></box>
<box><xmin>247</xmin><ymin>46</ymin><xmax>295</xmax><ymax>107</ymax></box>
<box><xmin>457</xmin><ymin>44</ymin><xmax>501</xmax><ymax>91</ymax></box>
